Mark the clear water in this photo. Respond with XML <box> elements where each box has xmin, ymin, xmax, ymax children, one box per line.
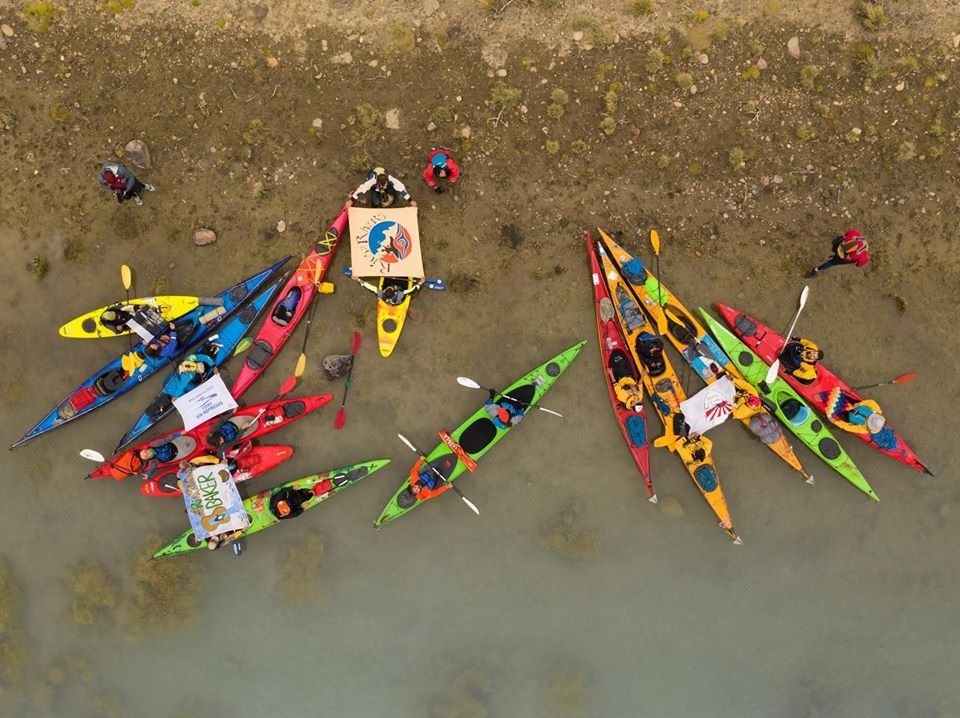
<box><xmin>1</xmin><ymin>222</ymin><xmax>956</xmax><ymax>718</ymax></box>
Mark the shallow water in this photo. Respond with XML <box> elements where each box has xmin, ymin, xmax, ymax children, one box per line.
<box><xmin>1</xmin><ymin>216</ymin><xmax>957</xmax><ymax>718</ymax></box>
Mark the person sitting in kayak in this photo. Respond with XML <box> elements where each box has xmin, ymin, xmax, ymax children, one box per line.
<box><xmin>730</xmin><ymin>378</ymin><xmax>763</xmax><ymax>421</ymax></box>
<box><xmin>272</xmin><ymin>286</ymin><xmax>303</xmax><ymax>326</ymax></box>
<box><xmin>145</xmin><ymin>322</ymin><xmax>181</xmax><ymax>359</ymax></box>
<box><xmin>779</xmin><ymin>338</ymin><xmax>822</xmax><ymax>385</ymax></box>
<box><xmin>206</xmin><ymin>417</ymin><xmax>243</xmax><ymax>453</ymax></box>
<box><xmin>347</xmin><ymin>167</ymin><xmax>417</xmax><ymax>209</ymax></box>
<box><xmin>137</xmin><ymin>440</ymin><xmax>181</xmax><ymax>477</ymax></box>
<box><xmin>824</xmin><ymin>388</ymin><xmax>897</xmax><ymax>450</ymax></box>
<box><xmin>100</xmin><ymin>305</ymin><xmax>136</xmax><ymax>333</ymax></box>
<box><xmin>422</xmin><ymin>149</ymin><xmax>461</xmax><ymax>195</ymax></box>
<box><xmin>270</xmin><ymin>486</ymin><xmax>314</xmax><ymax>519</ymax></box>
<box><xmin>484</xmin><ymin>391</ymin><xmax>525</xmax><ymax>429</ymax></box>
<box><xmin>177</xmin><ymin>353</ymin><xmax>217</xmax><ymax>385</ymax></box>
<box><xmin>613</xmin><ymin>376</ymin><xmax>644</xmax><ymax>412</ymax></box>
<box><xmin>410</xmin><ymin>465</ymin><xmax>445</xmax><ymax>497</ymax></box>
<box><xmin>635</xmin><ymin>332</ymin><xmax>666</xmax><ymax>377</ymax></box>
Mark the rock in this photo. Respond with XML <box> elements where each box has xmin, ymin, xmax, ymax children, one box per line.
<box><xmin>384</xmin><ymin>108</ymin><xmax>401</xmax><ymax>130</ymax></box>
<box><xmin>787</xmin><ymin>36</ymin><xmax>800</xmax><ymax>59</ymax></box>
<box><xmin>658</xmin><ymin>496</ymin><xmax>685</xmax><ymax>519</ymax></box>
<box><xmin>895</xmin><ymin>81</ymin><xmax>905</xmax><ymax>92</ymax></box>
<box><xmin>426</xmin><ymin>121</ymin><xmax>437</xmax><ymax>131</ymax></box>
<box><xmin>698</xmin><ymin>53</ymin><xmax>709</xmax><ymax>64</ymax></box>
<box><xmin>124</xmin><ymin>139</ymin><xmax>151</xmax><ymax>170</ymax></box>
<box><xmin>460</xmin><ymin>125</ymin><xmax>472</xmax><ymax>139</ymax></box>
<box><xmin>193</xmin><ymin>228</ymin><xmax>217</xmax><ymax>246</ymax></box>
<box><xmin>772</xmin><ymin>174</ymin><xmax>784</xmax><ymax>184</ymax></box>
<box><xmin>495</xmin><ymin>68</ymin><xmax>507</xmax><ymax>77</ymax></box>
<box><xmin>572</xmin><ymin>30</ymin><xmax>584</xmax><ymax>42</ymax></box>
<box><xmin>423</xmin><ymin>0</ymin><xmax>439</xmax><ymax>16</ymax></box>
<box><xmin>276</xmin><ymin>219</ymin><xmax>286</xmax><ymax>233</ymax></box>
<box><xmin>266</xmin><ymin>56</ymin><xmax>279</xmax><ymax>68</ymax></box>
<box><xmin>322</xmin><ymin>354</ymin><xmax>353</xmax><ymax>380</ymax></box>
<box><xmin>952</xmin><ymin>34</ymin><xmax>960</xmax><ymax>49</ymax></box>
<box><xmin>481</xmin><ymin>45</ymin><xmax>507</xmax><ymax>68</ymax></box>
<box><xmin>1</xmin><ymin>24</ymin><xmax>13</xmax><ymax>37</ymax></box>
<box><xmin>311</xmin><ymin>118</ymin><xmax>323</xmax><ymax>130</ymax></box>
<box><xmin>756</xmin><ymin>57</ymin><xmax>768</xmax><ymax>70</ymax></box>
<box><xmin>331</xmin><ymin>51</ymin><xmax>352</xmax><ymax>65</ymax></box>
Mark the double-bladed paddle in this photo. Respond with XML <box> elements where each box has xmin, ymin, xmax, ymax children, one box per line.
<box><xmin>455</xmin><ymin>377</ymin><xmax>563</xmax><ymax>417</ymax></box>
<box><xmin>397</xmin><ymin>433</ymin><xmax>479</xmax><ymax>516</ymax></box>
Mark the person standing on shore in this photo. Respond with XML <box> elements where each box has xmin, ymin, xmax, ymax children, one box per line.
<box><xmin>347</xmin><ymin>166</ymin><xmax>416</xmax><ymax>209</ymax></box>
<box><xmin>805</xmin><ymin>229</ymin><xmax>869</xmax><ymax>277</ymax></box>
<box><xmin>422</xmin><ymin>149</ymin><xmax>461</xmax><ymax>194</ymax></box>
<box><xmin>98</xmin><ymin>161</ymin><xmax>155</xmax><ymax>206</ymax></box>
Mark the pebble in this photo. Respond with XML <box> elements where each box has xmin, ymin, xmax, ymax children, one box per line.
<box><xmin>756</xmin><ymin>57</ymin><xmax>768</xmax><ymax>70</ymax></box>
<box><xmin>384</xmin><ymin>108</ymin><xmax>400</xmax><ymax>130</ymax></box>
<box><xmin>772</xmin><ymin>175</ymin><xmax>784</xmax><ymax>184</ymax></box>
<box><xmin>698</xmin><ymin>53</ymin><xmax>709</xmax><ymax>64</ymax></box>
<box><xmin>277</xmin><ymin>220</ymin><xmax>286</xmax><ymax>233</ymax></box>
<box><xmin>311</xmin><ymin>118</ymin><xmax>323</xmax><ymax>130</ymax></box>
<box><xmin>495</xmin><ymin>68</ymin><xmax>507</xmax><ymax>77</ymax></box>
<box><xmin>426</xmin><ymin>121</ymin><xmax>437</xmax><ymax>131</ymax></box>
<box><xmin>895</xmin><ymin>81</ymin><xmax>905</xmax><ymax>91</ymax></box>
<box><xmin>953</xmin><ymin>34</ymin><xmax>960</xmax><ymax>49</ymax></box>
<box><xmin>193</xmin><ymin>228</ymin><xmax>217</xmax><ymax>246</ymax></box>
<box><xmin>460</xmin><ymin>126</ymin><xmax>472</xmax><ymax>139</ymax></box>
<box><xmin>265</xmin><ymin>56</ymin><xmax>279</xmax><ymax>68</ymax></box>
<box><xmin>1</xmin><ymin>24</ymin><xmax>13</xmax><ymax>37</ymax></box>
<box><xmin>423</xmin><ymin>0</ymin><xmax>439</xmax><ymax>16</ymax></box>
<box><xmin>321</xmin><ymin>39</ymin><xmax>328</xmax><ymax>52</ymax></box>
<box><xmin>572</xmin><ymin>30</ymin><xmax>584</xmax><ymax>42</ymax></box>
<box><xmin>787</xmin><ymin>36</ymin><xmax>800</xmax><ymax>59</ymax></box>
<box><xmin>331</xmin><ymin>51</ymin><xmax>352</xmax><ymax>65</ymax></box>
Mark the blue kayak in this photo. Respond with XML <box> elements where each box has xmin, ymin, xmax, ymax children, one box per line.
<box><xmin>114</xmin><ymin>274</ymin><xmax>286</xmax><ymax>451</ymax></box>
<box><xmin>11</xmin><ymin>257</ymin><xmax>291</xmax><ymax>449</ymax></box>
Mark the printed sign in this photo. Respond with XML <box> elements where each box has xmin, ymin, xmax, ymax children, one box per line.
<box><xmin>679</xmin><ymin>376</ymin><xmax>736</xmax><ymax>435</ymax></box>
<box><xmin>180</xmin><ymin>461</ymin><xmax>250</xmax><ymax>539</ymax></box>
<box><xmin>348</xmin><ymin>206</ymin><xmax>425</xmax><ymax>279</ymax></box>
<box><xmin>126</xmin><ymin>306</ymin><xmax>167</xmax><ymax>343</ymax></box>
<box><xmin>172</xmin><ymin>372</ymin><xmax>238</xmax><ymax>431</ymax></box>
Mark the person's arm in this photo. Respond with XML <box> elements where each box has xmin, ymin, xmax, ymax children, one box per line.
<box><xmin>423</xmin><ymin>164</ymin><xmax>437</xmax><ymax>189</ymax></box>
<box><xmin>446</xmin><ymin>159</ymin><xmax>461</xmax><ymax>184</ymax></box>
<box><xmin>389</xmin><ymin>176</ymin><xmax>412</xmax><ymax>202</ymax></box>
<box><xmin>350</xmin><ymin>177</ymin><xmax>376</xmax><ymax>201</ymax></box>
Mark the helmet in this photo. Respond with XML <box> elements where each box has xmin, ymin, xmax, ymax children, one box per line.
<box><xmin>866</xmin><ymin>412</ymin><xmax>886</xmax><ymax>433</ymax></box>
<box><xmin>746</xmin><ymin>394</ymin><xmax>762</xmax><ymax>409</ymax></box>
<box><xmin>431</xmin><ymin>152</ymin><xmax>449</xmax><ymax>169</ymax></box>
<box><xmin>373</xmin><ymin>167</ymin><xmax>388</xmax><ymax>187</ymax></box>
<box><xmin>843</xmin><ymin>229</ymin><xmax>863</xmax><ymax>242</ymax></box>
<box><xmin>206</xmin><ymin>538</ymin><xmax>220</xmax><ymax>550</ymax></box>
<box><xmin>276</xmin><ymin>500</ymin><xmax>291</xmax><ymax>517</ymax></box>
<box><xmin>101</xmin><ymin>309</ymin><xmax>117</xmax><ymax>322</ymax></box>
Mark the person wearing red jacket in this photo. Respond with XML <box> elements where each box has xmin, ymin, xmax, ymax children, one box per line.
<box><xmin>805</xmin><ymin>229</ymin><xmax>869</xmax><ymax>277</ymax></box>
<box><xmin>423</xmin><ymin>148</ymin><xmax>460</xmax><ymax>194</ymax></box>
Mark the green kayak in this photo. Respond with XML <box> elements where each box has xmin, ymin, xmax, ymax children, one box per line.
<box><xmin>698</xmin><ymin>308</ymin><xmax>878</xmax><ymax>501</ymax></box>
<box><xmin>153</xmin><ymin>459</ymin><xmax>391</xmax><ymax>558</ymax></box>
<box><xmin>374</xmin><ymin>341</ymin><xmax>587</xmax><ymax>527</ymax></box>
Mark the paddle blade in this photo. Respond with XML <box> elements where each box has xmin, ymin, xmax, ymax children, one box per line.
<box><xmin>397</xmin><ymin>433</ymin><xmax>419</xmax><ymax>455</ymax></box>
<box><xmin>121</xmin><ymin>264</ymin><xmax>132</xmax><ymax>290</ymax></box>
<box><xmin>459</xmin><ymin>493</ymin><xmax>480</xmax><ymax>516</ymax></box>
<box><xmin>317</xmin><ymin>282</ymin><xmax>336</xmax><ymax>294</ymax></box>
<box><xmin>233</xmin><ymin>337</ymin><xmax>253</xmax><ymax>356</ymax></box>
<box><xmin>650</xmin><ymin>229</ymin><xmax>661</xmax><ymax>255</ymax></box>
<box><xmin>334</xmin><ymin>407</ymin><xmax>346</xmax><ymax>430</ymax></box>
<box><xmin>426</xmin><ymin>278</ymin><xmax>446</xmax><ymax>291</ymax></box>
<box><xmin>278</xmin><ymin>374</ymin><xmax>298</xmax><ymax>397</ymax></box>
<box><xmin>80</xmin><ymin>449</ymin><xmax>106</xmax><ymax>462</ymax></box>
<box><xmin>456</xmin><ymin>376</ymin><xmax>481</xmax><ymax>390</ymax></box>
<box><xmin>798</xmin><ymin>284</ymin><xmax>810</xmax><ymax>309</ymax></box>
<box><xmin>342</xmin><ymin>266</ymin><xmax>353</xmax><ymax>277</ymax></box>
<box><xmin>893</xmin><ymin>371</ymin><xmax>917</xmax><ymax>385</ymax></box>
<box><xmin>313</xmin><ymin>258</ymin><xmax>324</xmax><ymax>284</ymax></box>
<box><xmin>294</xmin><ymin>353</ymin><xmax>307</xmax><ymax>379</ymax></box>
<box><xmin>764</xmin><ymin>359</ymin><xmax>781</xmax><ymax>386</ymax></box>
<box><xmin>351</xmin><ymin>330</ymin><xmax>362</xmax><ymax>354</ymax></box>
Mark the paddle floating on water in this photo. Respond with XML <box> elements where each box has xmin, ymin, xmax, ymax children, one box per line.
<box><xmin>334</xmin><ymin>331</ymin><xmax>363</xmax><ymax>430</ymax></box>
<box><xmin>854</xmin><ymin>372</ymin><xmax>917</xmax><ymax>391</ymax></box>
<box><xmin>764</xmin><ymin>284</ymin><xmax>811</xmax><ymax>386</ymax></box>
<box><xmin>396</xmin><ymin>433</ymin><xmax>479</xmax><ymax>516</ymax></box>
<box><xmin>455</xmin><ymin>376</ymin><xmax>564</xmax><ymax>418</ymax></box>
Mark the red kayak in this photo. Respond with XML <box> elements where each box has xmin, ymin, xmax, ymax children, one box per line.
<box><xmin>230</xmin><ymin>205</ymin><xmax>349</xmax><ymax>398</ymax></box>
<box><xmin>586</xmin><ymin>233</ymin><xmax>654</xmax><ymax>501</ymax></box>
<box><xmin>716</xmin><ymin>303</ymin><xmax>932</xmax><ymax>475</ymax></box>
<box><xmin>87</xmin><ymin>394</ymin><xmax>333</xmax><ymax>486</ymax></box>
<box><xmin>139</xmin><ymin>445</ymin><xmax>294</xmax><ymax>497</ymax></box>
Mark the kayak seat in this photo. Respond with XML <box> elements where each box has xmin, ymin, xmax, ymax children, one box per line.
<box><xmin>95</xmin><ymin>368</ymin><xmax>127</xmax><ymax>396</ymax></box>
<box><xmin>282</xmin><ymin>400</ymin><xmax>306</xmax><ymax>418</ymax></box>
<box><xmin>608</xmin><ymin>350</ymin><xmax>634</xmax><ymax>382</ymax></box>
<box><xmin>732</xmin><ymin>314</ymin><xmax>757</xmax><ymax>338</ymax></box>
<box><xmin>246</xmin><ymin>340</ymin><xmax>274</xmax><ymax>370</ymax></box>
<box><xmin>457</xmin><ymin>418</ymin><xmax>498</xmax><ymax>454</ymax></box>
<box><xmin>146</xmin><ymin>393</ymin><xmax>174</xmax><ymax>420</ymax></box>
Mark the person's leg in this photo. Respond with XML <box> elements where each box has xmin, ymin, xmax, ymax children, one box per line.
<box><xmin>805</xmin><ymin>256</ymin><xmax>843</xmax><ymax>277</ymax></box>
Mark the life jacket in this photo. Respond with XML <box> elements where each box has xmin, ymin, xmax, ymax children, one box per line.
<box><xmin>614</xmin><ymin>377</ymin><xmax>643</xmax><ymax>410</ymax></box>
<box><xmin>780</xmin><ymin>339</ymin><xmax>820</xmax><ymax>384</ymax></box>
<box><xmin>620</xmin><ymin>258</ymin><xmax>646</xmax><ymax>285</ymax></box>
<box><xmin>152</xmin><ymin>442</ymin><xmax>178</xmax><ymax>463</ymax></box>
<box><xmin>418</xmin><ymin>468</ymin><xmax>442</xmax><ymax>490</ymax></box>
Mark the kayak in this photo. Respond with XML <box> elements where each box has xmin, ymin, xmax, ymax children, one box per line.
<box><xmin>376</xmin><ymin>276</ymin><xmax>418</xmax><ymax>357</ymax></box>
<box><xmin>11</xmin><ymin>257</ymin><xmax>291</xmax><ymax>450</ymax></box>
<box><xmin>58</xmin><ymin>296</ymin><xmax>206</xmax><ymax>339</ymax></box>
<box><xmin>374</xmin><ymin>341</ymin><xmax>586</xmax><ymax>527</ymax></box>
<box><xmin>115</xmin><ymin>275</ymin><xmax>285</xmax><ymax>451</ymax></box>
<box><xmin>596</xmin><ymin>228</ymin><xmax>813</xmax><ymax>484</ymax></box>
<box><xmin>716</xmin><ymin>303</ymin><xmax>933</xmax><ymax>475</ymax></box>
<box><xmin>596</xmin><ymin>243</ymin><xmax>740</xmax><ymax>543</ymax></box>
<box><xmin>86</xmin><ymin>394</ymin><xmax>333</xmax><ymax>491</ymax></box>
<box><xmin>153</xmin><ymin>458</ymin><xmax>391</xmax><ymax>557</ymax></box>
<box><xmin>586</xmin><ymin>233</ymin><xmax>654</xmax><ymax>501</ymax></box>
<box><xmin>698</xmin><ymin>308</ymin><xmax>878</xmax><ymax>500</ymax></box>
<box><xmin>141</xmin><ymin>444</ymin><xmax>295</xmax><ymax>498</ymax></box>
<box><xmin>230</xmin><ymin>206</ymin><xmax>349</xmax><ymax>399</ymax></box>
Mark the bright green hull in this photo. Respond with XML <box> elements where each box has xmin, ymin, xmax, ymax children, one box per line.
<box><xmin>374</xmin><ymin>341</ymin><xmax>587</xmax><ymax>527</ymax></box>
<box><xmin>698</xmin><ymin>308</ymin><xmax>877</xmax><ymax>501</ymax></box>
<box><xmin>153</xmin><ymin>459</ymin><xmax>391</xmax><ymax>558</ymax></box>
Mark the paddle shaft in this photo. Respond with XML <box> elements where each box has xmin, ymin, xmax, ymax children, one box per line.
<box><xmin>397</xmin><ymin>433</ymin><xmax>479</xmax><ymax>514</ymax></box>
<box><xmin>854</xmin><ymin>372</ymin><xmax>917</xmax><ymax>391</ymax></box>
<box><xmin>334</xmin><ymin>331</ymin><xmax>362</xmax><ymax>429</ymax></box>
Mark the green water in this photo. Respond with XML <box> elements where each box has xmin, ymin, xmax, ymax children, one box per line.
<box><xmin>0</xmin><ymin>220</ymin><xmax>956</xmax><ymax>718</ymax></box>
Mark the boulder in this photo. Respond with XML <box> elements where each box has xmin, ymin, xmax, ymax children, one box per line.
<box><xmin>124</xmin><ymin>139</ymin><xmax>151</xmax><ymax>169</ymax></box>
<box><xmin>322</xmin><ymin>354</ymin><xmax>353</xmax><ymax>380</ymax></box>
<box><xmin>193</xmin><ymin>228</ymin><xmax>217</xmax><ymax>246</ymax></box>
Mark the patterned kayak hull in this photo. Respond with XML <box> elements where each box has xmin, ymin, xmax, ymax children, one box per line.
<box><xmin>139</xmin><ymin>445</ymin><xmax>295</xmax><ymax>498</ymax></box>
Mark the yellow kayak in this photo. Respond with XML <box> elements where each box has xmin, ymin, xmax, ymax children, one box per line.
<box><xmin>596</xmin><ymin>229</ymin><xmax>813</xmax><ymax>484</ymax></box>
<box><xmin>376</xmin><ymin>276</ymin><xmax>419</xmax><ymax>357</ymax></box>
<box><xmin>595</xmin><ymin>241</ymin><xmax>740</xmax><ymax>543</ymax></box>
<box><xmin>58</xmin><ymin>296</ymin><xmax>202</xmax><ymax>339</ymax></box>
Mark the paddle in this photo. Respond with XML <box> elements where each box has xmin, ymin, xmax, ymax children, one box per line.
<box><xmin>342</xmin><ymin>266</ymin><xmax>446</xmax><ymax>291</ymax></box>
<box><xmin>455</xmin><ymin>376</ymin><xmax>564</xmax><ymax>417</ymax></box>
<box><xmin>79</xmin><ymin>448</ymin><xmax>130</xmax><ymax>480</ymax></box>
<box><xmin>854</xmin><ymin>372</ymin><xmax>917</xmax><ymax>391</ymax></box>
<box><xmin>334</xmin><ymin>330</ymin><xmax>363</xmax><ymax>430</ymax></box>
<box><xmin>293</xmin><ymin>262</ymin><xmax>330</xmax><ymax>380</ymax></box>
<box><xmin>121</xmin><ymin>264</ymin><xmax>133</xmax><ymax>350</ymax></box>
<box><xmin>764</xmin><ymin>284</ymin><xmax>811</xmax><ymax>386</ymax></box>
<box><xmin>397</xmin><ymin>433</ymin><xmax>479</xmax><ymax>515</ymax></box>
<box><xmin>649</xmin><ymin>229</ymin><xmax>667</xmax><ymax>334</ymax></box>
<box><xmin>232</xmin><ymin>337</ymin><xmax>253</xmax><ymax>357</ymax></box>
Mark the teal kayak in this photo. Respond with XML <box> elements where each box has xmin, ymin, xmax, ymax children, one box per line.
<box><xmin>698</xmin><ymin>308</ymin><xmax>878</xmax><ymax>501</ymax></box>
<box><xmin>374</xmin><ymin>341</ymin><xmax>587</xmax><ymax>527</ymax></box>
<box><xmin>153</xmin><ymin>459</ymin><xmax>391</xmax><ymax>558</ymax></box>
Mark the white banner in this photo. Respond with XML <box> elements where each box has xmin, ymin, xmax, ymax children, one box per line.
<box><xmin>348</xmin><ymin>206</ymin><xmax>425</xmax><ymax>279</ymax></box>
<box><xmin>172</xmin><ymin>372</ymin><xmax>238</xmax><ymax>431</ymax></box>
<box><xmin>679</xmin><ymin>376</ymin><xmax>736</xmax><ymax>435</ymax></box>
<box><xmin>181</xmin><ymin>462</ymin><xmax>250</xmax><ymax>539</ymax></box>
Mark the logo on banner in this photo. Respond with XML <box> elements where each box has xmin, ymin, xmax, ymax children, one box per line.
<box><xmin>369</xmin><ymin>220</ymin><xmax>412</xmax><ymax>264</ymax></box>
<box><xmin>703</xmin><ymin>390</ymin><xmax>733</xmax><ymax>421</ymax></box>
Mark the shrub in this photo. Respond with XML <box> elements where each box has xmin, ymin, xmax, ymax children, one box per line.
<box><xmin>674</xmin><ymin>72</ymin><xmax>694</xmax><ymax>90</ymax></box>
<box><xmin>857</xmin><ymin>2</ymin><xmax>888</xmax><ymax>30</ymax></box>
<box><xmin>799</xmin><ymin>64</ymin><xmax>821</xmax><ymax>91</ymax></box>
<box><xmin>631</xmin><ymin>0</ymin><xmax>653</xmax><ymax>16</ymax></box>
<box><xmin>741</xmin><ymin>65</ymin><xmax>761</xmax><ymax>81</ymax></box>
